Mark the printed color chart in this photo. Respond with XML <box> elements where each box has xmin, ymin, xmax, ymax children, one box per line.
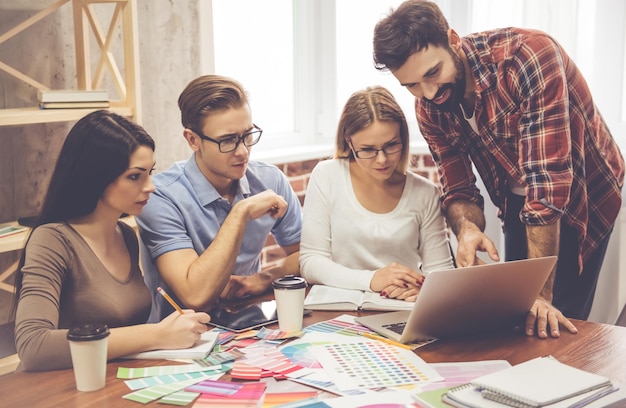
<box><xmin>308</xmin><ymin>341</ymin><xmax>442</xmax><ymax>391</ymax></box>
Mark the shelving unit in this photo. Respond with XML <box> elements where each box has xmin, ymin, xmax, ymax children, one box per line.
<box><xmin>0</xmin><ymin>104</ymin><xmax>134</xmax><ymax>127</ymax></box>
<box><xmin>0</xmin><ymin>0</ymin><xmax>141</xmax><ymax>125</ymax></box>
<box><xmin>0</xmin><ymin>222</ymin><xmax>28</xmax><ymax>255</ymax></box>
<box><xmin>0</xmin><ymin>0</ymin><xmax>142</xmax><ymax>298</ymax></box>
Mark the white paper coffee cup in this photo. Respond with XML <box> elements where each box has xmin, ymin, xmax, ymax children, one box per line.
<box><xmin>67</xmin><ymin>324</ymin><xmax>110</xmax><ymax>392</ymax></box>
<box><xmin>272</xmin><ymin>275</ymin><xmax>307</xmax><ymax>331</ymax></box>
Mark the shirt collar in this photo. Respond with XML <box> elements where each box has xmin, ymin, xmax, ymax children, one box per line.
<box><xmin>461</xmin><ymin>31</ymin><xmax>500</xmax><ymax>95</ymax></box>
<box><xmin>184</xmin><ymin>154</ymin><xmax>252</xmax><ymax>206</ymax></box>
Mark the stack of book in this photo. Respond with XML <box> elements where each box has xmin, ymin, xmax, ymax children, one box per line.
<box><xmin>37</xmin><ymin>89</ymin><xmax>109</xmax><ymax>109</ymax></box>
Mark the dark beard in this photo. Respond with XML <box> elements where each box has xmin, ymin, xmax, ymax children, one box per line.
<box><xmin>424</xmin><ymin>50</ymin><xmax>466</xmax><ymax>113</ymax></box>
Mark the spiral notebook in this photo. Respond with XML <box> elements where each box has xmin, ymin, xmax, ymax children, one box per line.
<box><xmin>444</xmin><ymin>356</ymin><xmax>615</xmax><ymax>408</ymax></box>
<box><xmin>443</xmin><ymin>383</ymin><xmax>620</xmax><ymax>408</ymax></box>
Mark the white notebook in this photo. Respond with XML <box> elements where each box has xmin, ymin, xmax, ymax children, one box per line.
<box><xmin>303</xmin><ymin>285</ymin><xmax>414</xmax><ymax>311</ymax></box>
<box><xmin>122</xmin><ymin>330</ymin><xmax>219</xmax><ymax>360</ymax></box>
<box><xmin>443</xmin><ymin>383</ymin><xmax>620</xmax><ymax>408</ymax></box>
<box><xmin>466</xmin><ymin>356</ymin><xmax>612</xmax><ymax>407</ymax></box>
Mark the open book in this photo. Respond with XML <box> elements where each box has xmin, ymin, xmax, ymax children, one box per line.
<box><xmin>304</xmin><ymin>285</ymin><xmax>414</xmax><ymax>311</ymax></box>
<box><xmin>121</xmin><ymin>330</ymin><xmax>219</xmax><ymax>360</ymax></box>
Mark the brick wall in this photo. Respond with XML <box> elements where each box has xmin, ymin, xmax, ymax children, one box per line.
<box><xmin>260</xmin><ymin>153</ymin><xmax>439</xmax><ymax>270</ymax></box>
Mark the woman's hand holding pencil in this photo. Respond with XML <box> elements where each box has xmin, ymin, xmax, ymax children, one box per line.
<box><xmin>155</xmin><ymin>287</ymin><xmax>212</xmax><ymax>349</ymax></box>
<box><xmin>157</xmin><ymin>286</ymin><xmax>184</xmax><ymax>314</ymax></box>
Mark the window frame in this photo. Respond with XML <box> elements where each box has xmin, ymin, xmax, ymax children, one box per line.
<box><xmin>202</xmin><ymin>0</ymin><xmax>626</xmax><ymax>161</ymax></box>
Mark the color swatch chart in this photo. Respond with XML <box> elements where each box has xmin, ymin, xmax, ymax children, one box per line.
<box><xmin>303</xmin><ymin>314</ymin><xmax>373</xmax><ymax>336</ymax></box>
<box><xmin>308</xmin><ymin>341</ymin><xmax>442</xmax><ymax>391</ymax></box>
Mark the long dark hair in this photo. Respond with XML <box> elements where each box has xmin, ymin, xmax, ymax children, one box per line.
<box><xmin>12</xmin><ymin>110</ymin><xmax>155</xmax><ymax>313</ymax></box>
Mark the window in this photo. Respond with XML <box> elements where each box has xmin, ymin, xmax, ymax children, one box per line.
<box><xmin>212</xmin><ymin>1</ymin><xmax>294</xmax><ymax>136</ymax></box>
<box><xmin>335</xmin><ymin>0</ymin><xmax>420</xmax><ymax>143</ymax></box>
<box><xmin>210</xmin><ymin>0</ymin><xmax>416</xmax><ymax>157</ymax></box>
<box><xmin>208</xmin><ymin>0</ymin><xmax>626</xmax><ymax>158</ymax></box>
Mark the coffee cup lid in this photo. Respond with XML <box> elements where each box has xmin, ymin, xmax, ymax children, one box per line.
<box><xmin>272</xmin><ymin>275</ymin><xmax>307</xmax><ymax>289</ymax></box>
<box><xmin>67</xmin><ymin>323</ymin><xmax>110</xmax><ymax>341</ymax></box>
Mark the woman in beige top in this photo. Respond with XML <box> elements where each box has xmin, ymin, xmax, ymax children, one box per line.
<box><xmin>13</xmin><ymin>110</ymin><xmax>210</xmax><ymax>371</ymax></box>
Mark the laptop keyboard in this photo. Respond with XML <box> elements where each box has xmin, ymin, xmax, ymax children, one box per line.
<box><xmin>382</xmin><ymin>322</ymin><xmax>406</xmax><ymax>334</ymax></box>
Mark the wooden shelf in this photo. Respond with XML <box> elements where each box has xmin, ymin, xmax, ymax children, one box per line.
<box><xmin>0</xmin><ymin>0</ymin><xmax>141</xmax><ymax>125</ymax></box>
<box><xmin>0</xmin><ymin>222</ymin><xmax>28</xmax><ymax>254</ymax></box>
<box><xmin>0</xmin><ymin>105</ymin><xmax>135</xmax><ymax>127</ymax></box>
<box><xmin>0</xmin><ymin>216</ymin><xmax>137</xmax><ymax>255</ymax></box>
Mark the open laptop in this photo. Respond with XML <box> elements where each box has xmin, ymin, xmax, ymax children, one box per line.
<box><xmin>355</xmin><ymin>256</ymin><xmax>557</xmax><ymax>344</ymax></box>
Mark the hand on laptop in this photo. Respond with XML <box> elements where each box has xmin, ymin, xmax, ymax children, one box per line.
<box><xmin>525</xmin><ymin>297</ymin><xmax>578</xmax><ymax>339</ymax></box>
<box><xmin>455</xmin><ymin>228</ymin><xmax>500</xmax><ymax>267</ymax></box>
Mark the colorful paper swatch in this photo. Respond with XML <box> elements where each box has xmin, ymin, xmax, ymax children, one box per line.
<box><xmin>262</xmin><ymin>391</ymin><xmax>319</xmax><ymax>407</ymax></box>
<box><xmin>185</xmin><ymin>379</ymin><xmax>243</xmax><ymax>395</ymax></box>
<box><xmin>308</xmin><ymin>341</ymin><xmax>443</xmax><ymax>391</ymax></box>
<box><xmin>303</xmin><ymin>316</ymin><xmax>373</xmax><ymax>337</ymax></box>
<box><xmin>230</xmin><ymin>361</ymin><xmax>263</xmax><ymax>380</ymax></box>
<box><xmin>256</xmin><ymin>327</ymin><xmax>304</xmax><ymax>340</ymax></box>
<box><xmin>191</xmin><ymin>382</ymin><xmax>267</xmax><ymax>407</ymax></box>
<box><xmin>197</xmin><ymin>348</ymin><xmax>245</xmax><ymax>366</ymax></box>
<box><xmin>280</xmin><ymin>341</ymin><xmax>332</xmax><ymax>369</ymax></box>
<box><xmin>124</xmin><ymin>369</ymin><xmax>225</xmax><ymax>391</ymax></box>
<box><xmin>123</xmin><ymin>377</ymin><xmax>206</xmax><ymax>404</ymax></box>
<box><xmin>158</xmin><ymin>390</ymin><xmax>201</xmax><ymax>406</ymax></box>
<box><xmin>242</xmin><ymin>352</ymin><xmax>309</xmax><ymax>378</ymax></box>
<box><xmin>117</xmin><ymin>363</ymin><xmax>217</xmax><ymax>379</ymax></box>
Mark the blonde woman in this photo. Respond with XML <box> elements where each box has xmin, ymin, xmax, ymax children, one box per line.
<box><xmin>300</xmin><ymin>86</ymin><xmax>454</xmax><ymax>301</ymax></box>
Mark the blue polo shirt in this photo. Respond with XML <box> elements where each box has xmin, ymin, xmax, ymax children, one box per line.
<box><xmin>136</xmin><ymin>155</ymin><xmax>302</xmax><ymax>321</ymax></box>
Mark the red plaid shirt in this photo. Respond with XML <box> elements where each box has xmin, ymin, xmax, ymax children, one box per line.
<box><xmin>417</xmin><ymin>28</ymin><xmax>624</xmax><ymax>268</ymax></box>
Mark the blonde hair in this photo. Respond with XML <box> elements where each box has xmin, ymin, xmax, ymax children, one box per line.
<box><xmin>334</xmin><ymin>86</ymin><xmax>409</xmax><ymax>174</ymax></box>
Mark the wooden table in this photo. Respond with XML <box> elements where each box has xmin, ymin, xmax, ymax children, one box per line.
<box><xmin>1</xmin><ymin>310</ymin><xmax>625</xmax><ymax>407</ymax></box>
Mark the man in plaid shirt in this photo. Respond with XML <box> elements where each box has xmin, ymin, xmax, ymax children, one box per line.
<box><xmin>373</xmin><ymin>0</ymin><xmax>624</xmax><ymax>339</ymax></box>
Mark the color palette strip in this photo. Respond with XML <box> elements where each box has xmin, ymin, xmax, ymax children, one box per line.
<box><xmin>242</xmin><ymin>353</ymin><xmax>310</xmax><ymax>378</ymax></box>
<box><xmin>229</xmin><ymin>338</ymin><xmax>260</xmax><ymax>349</ymax></box>
<box><xmin>158</xmin><ymin>390</ymin><xmax>201</xmax><ymax>406</ymax></box>
<box><xmin>262</xmin><ymin>392</ymin><xmax>320</xmax><ymax>407</ymax></box>
<box><xmin>215</xmin><ymin>330</ymin><xmax>237</xmax><ymax>345</ymax></box>
<box><xmin>303</xmin><ymin>318</ymin><xmax>373</xmax><ymax>337</ymax></box>
<box><xmin>122</xmin><ymin>377</ymin><xmax>206</xmax><ymax>404</ymax></box>
<box><xmin>191</xmin><ymin>382</ymin><xmax>267</xmax><ymax>407</ymax></box>
<box><xmin>234</xmin><ymin>330</ymin><xmax>258</xmax><ymax>339</ymax></box>
<box><xmin>123</xmin><ymin>369</ymin><xmax>225</xmax><ymax>390</ymax></box>
<box><xmin>117</xmin><ymin>363</ymin><xmax>215</xmax><ymax>379</ymax></box>
<box><xmin>256</xmin><ymin>327</ymin><xmax>304</xmax><ymax>340</ymax></box>
<box><xmin>199</xmin><ymin>348</ymin><xmax>245</xmax><ymax>366</ymax></box>
<box><xmin>184</xmin><ymin>379</ymin><xmax>243</xmax><ymax>395</ymax></box>
<box><xmin>230</xmin><ymin>361</ymin><xmax>263</xmax><ymax>381</ymax></box>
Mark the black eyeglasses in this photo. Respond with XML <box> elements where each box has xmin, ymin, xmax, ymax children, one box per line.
<box><xmin>191</xmin><ymin>124</ymin><xmax>263</xmax><ymax>153</ymax></box>
<box><xmin>348</xmin><ymin>140</ymin><xmax>403</xmax><ymax>159</ymax></box>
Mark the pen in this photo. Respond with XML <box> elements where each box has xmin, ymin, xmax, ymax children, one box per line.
<box><xmin>157</xmin><ymin>286</ymin><xmax>184</xmax><ymax>315</ymax></box>
<box><xmin>359</xmin><ymin>331</ymin><xmax>414</xmax><ymax>350</ymax></box>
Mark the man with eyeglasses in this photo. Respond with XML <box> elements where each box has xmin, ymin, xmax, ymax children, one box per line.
<box><xmin>136</xmin><ymin>75</ymin><xmax>302</xmax><ymax>321</ymax></box>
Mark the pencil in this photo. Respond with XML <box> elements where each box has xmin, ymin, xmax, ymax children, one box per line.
<box><xmin>157</xmin><ymin>286</ymin><xmax>184</xmax><ymax>314</ymax></box>
<box><xmin>359</xmin><ymin>331</ymin><xmax>414</xmax><ymax>350</ymax></box>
